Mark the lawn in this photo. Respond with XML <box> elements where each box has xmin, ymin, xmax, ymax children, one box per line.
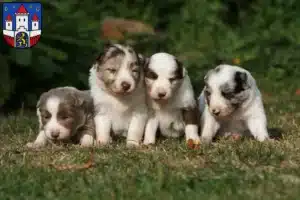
<box><xmin>0</xmin><ymin>77</ymin><xmax>299</xmax><ymax>200</ymax></box>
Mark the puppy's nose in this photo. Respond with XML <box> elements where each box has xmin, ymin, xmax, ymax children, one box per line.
<box><xmin>51</xmin><ymin>131</ymin><xmax>60</xmax><ymax>139</ymax></box>
<box><xmin>121</xmin><ymin>82</ymin><xmax>131</xmax><ymax>91</ymax></box>
<box><xmin>158</xmin><ymin>92</ymin><xmax>166</xmax><ymax>98</ymax></box>
<box><xmin>212</xmin><ymin>109</ymin><xmax>220</xmax><ymax>116</ymax></box>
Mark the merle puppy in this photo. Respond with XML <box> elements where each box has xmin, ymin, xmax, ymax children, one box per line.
<box><xmin>198</xmin><ymin>64</ymin><xmax>270</xmax><ymax>143</ymax></box>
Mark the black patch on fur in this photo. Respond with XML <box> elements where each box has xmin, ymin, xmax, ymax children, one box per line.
<box><xmin>234</xmin><ymin>71</ymin><xmax>247</xmax><ymax>94</ymax></box>
<box><xmin>174</xmin><ymin>58</ymin><xmax>184</xmax><ymax>79</ymax></box>
<box><xmin>106</xmin><ymin>47</ymin><xmax>125</xmax><ymax>61</ymax></box>
<box><xmin>144</xmin><ymin>67</ymin><xmax>158</xmax><ymax>80</ymax></box>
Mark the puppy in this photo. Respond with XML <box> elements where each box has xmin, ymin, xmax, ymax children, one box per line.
<box><xmin>89</xmin><ymin>43</ymin><xmax>148</xmax><ymax>147</ymax></box>
<box><xmin>143</xmin><ymin>52</ymin><xmax>200</xmax><ymax>145</ymax></box>
<box><xmin>26</xmin><ymin>87</ymin><xmax>95</xmax><ymax>148</ymax></box>
<box><xmin>198</xmin><ymin>64</ymin><xmax>270</xmax><ymax>143</ymax></box>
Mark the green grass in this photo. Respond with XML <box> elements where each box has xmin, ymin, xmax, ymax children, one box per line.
<box><xmin>0</xmin><ymin>78</ymin><xmax>300</xmax><ymax>200</ymax></box>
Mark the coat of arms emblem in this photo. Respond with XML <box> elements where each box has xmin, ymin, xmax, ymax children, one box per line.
<box><xmin>2</xmin><ymin>2</ymin><xmax>42</xmax><ymax>48</ymax></box>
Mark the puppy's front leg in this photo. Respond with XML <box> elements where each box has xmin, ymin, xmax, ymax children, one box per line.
<box><xmin>127</xmin><ymin>112</ymin><xmax>148</xmax><ymax>147</ymax></box>
<box><xmin>79</xmin><ymin>118</ymin><xmax>96</xmax><ymax>147</ymax></box>
<box><xmin>143</xmin><ymin>114</ymin><xmax>159</xmax><ymax>145</ymax></box>
<box><xmin>183</xmin><ymin>107</ymin><xmax>200</xmax><ymax>142</ymax></box>
<box><xmin>246</xmin><ymin>115</ymin><xmax>269</xmax><ymax>142</ymax></box>
<box><xmin>200</xmin><ymin>108</ymin><xmax>220</xmax><ymax>144</ymax></box>
<box><xmin>94</xmin><ymin>114</ymin><xmax>111</xmax><ymax>145</ymax></box>
<box><xmin>26</xmin><ymin>130</ymin><xmax>48</xmax><ymax>148</ymax></box>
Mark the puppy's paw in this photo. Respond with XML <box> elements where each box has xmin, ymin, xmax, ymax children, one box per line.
<box><xmin>80</xmin><ymin>135</ymin><xmax>95</xmax><ymax>147</ymax></box>
<box><xmin>255</xmin><ymin>134</ymin><xmax>269</xmax><ymax>142</ymax></box>
<box><xmin>126</xmin><ymin>140</ymin><xmax>140</xmax><ymax>148</ymax></box>
<box><xmin>26</xmin><ymin>142</ymin><xmax>44</xmax><ymax>148</ymax></box>
<box><xmin>143</xmin><ymin>138</ymin><xmax>156</xmax><ymax>145</ymax></box>
<box><xmin>96</xmin><ymin>137</ymin><xmax>112</xmax><ymax>147</ymax></box>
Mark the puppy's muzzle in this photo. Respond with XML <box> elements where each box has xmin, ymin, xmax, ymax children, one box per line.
<box><xmin>158</xmin><ymin>91</ymin><xmax>166</xmax><ymax>98</ymax></box>
<box><xmin>211</xmin><ymin>108</ymin><xmax>220</xmax><ymax>116</ymax></box>
<box><xmin>121</xmin><ymin>81</ymin><xmax>131</xmax><ymax>92</ymax></box>
<box><xmin>50</xmin><ymin>130</ymin><xmax>60</xmax><ymax>140</ymax></box>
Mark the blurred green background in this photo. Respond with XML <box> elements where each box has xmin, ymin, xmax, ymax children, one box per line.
<box><xmin>1</xmin><ymin>0</ymin><xmax>300</xmax><ymax>112</ymax></box>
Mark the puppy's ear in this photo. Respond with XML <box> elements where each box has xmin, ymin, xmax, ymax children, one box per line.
<box><xmin>174</xmin><ymin>58</ymin><xmax>185</xmax><ymax>79</ymax></box>
<box><xmin>234</xmin><ymin>71</ymin><xmax>249</xmax><ymax>91</ymax></box>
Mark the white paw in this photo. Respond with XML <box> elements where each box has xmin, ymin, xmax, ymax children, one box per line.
<box><xmin>256</xmin><ymin>134</ymin><xmax>269</xmax><ymax>142</ymax></box>
<box><xmin>96</xmin><ymin>137</ymin><xmax>112</xmax><ymax>146</ymax></box>
<box><xmin>126</xmin><ymin>140</ymin><xmax>140</xmax><ymax>148</ymax></box>
<box><xmin>26</xmin><ymin>142</ymin><xmax>44</xmax><ymax>148</ymax></box>
<box><xmin>143</xmin><ymin>137</ymin><xmax>156</xmax><ymax>145</ymax></box>
<box><xmin>80</xmin><ymin>135</ymin><xmax>95</xmax><ymax>147</ymax></box>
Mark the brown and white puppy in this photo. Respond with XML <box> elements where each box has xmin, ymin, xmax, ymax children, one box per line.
<box><xmin>89</xmin><ymin>43</ymin><xmax>148</xmax><ymax>147</ymax></box>
<box><xmin>26</xmin><ymin>87</ymin><xmax>95</xmax><ymax>148</ymax></box>
<box><xmin>143</xmin><ymin>52</ymin><xmax>200</xmax><ymax>145</ymax></box>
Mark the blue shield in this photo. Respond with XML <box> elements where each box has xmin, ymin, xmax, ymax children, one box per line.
<box><xmin>2</xmin><ymin>2</ymin><xmax>42</xmax><ymax>48</ymax></box>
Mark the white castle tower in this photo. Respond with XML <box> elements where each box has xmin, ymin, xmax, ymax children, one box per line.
<box><xmin>31</xmin><ymin>14</ymin><xmax>39</xmax><ymax>30</ymax></box>
<box><xmin>14</xmin><ymin>4</ymin><xmax>30</xmax><ymax>47</ymax></box>
<box><xmin>15</xmin><ymin>4</ymin><xmax>29</xmax><ymax>30</ymax></box>
<box><xmin>5</xmin><ymin>15</ymin><xmax>12</xmax><ymax>31</ymax></box>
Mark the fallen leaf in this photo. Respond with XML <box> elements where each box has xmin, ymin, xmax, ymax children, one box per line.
<box><xmin>187</xmin><ymin>139</ymin><xmax>201</xmax><ymax>149</ymax></box>
<box><xmin>232</xmin><ymin>58</ymin><xmax>241</xmax><ymax>65</ymax></box>
<box><xmin>101</xmin><ymin>18</ymin><xmax>155</xmax><ymax>40</ymax></box>
<box><xmin>187</xmin><ymin>139</ymin><xmax>195</xmax><ymax>149</ymax></box>
<box><xmin>295</xmin><ymin>89</ymin><xmax>300</xmax><ymax>96</ymax></box>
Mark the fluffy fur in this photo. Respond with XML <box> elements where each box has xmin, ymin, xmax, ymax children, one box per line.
<box><xmin>26</xmin><ymin>87</ymin><xmax>95</xmax><ymax>148</ymax></box>
<box><xmin>198</xmin><ymin>64</ymin><xmax>270</xmax><ymax>143</ymax></box>
<box><xmin>89</xmin><ymin>43</ymin><xmax>148</xmax><ymax>147</ymax></box>
<box><xmin>143</xmin><ymin>52</ymin><xmax>200</xmax><ymax>144</ymax></box>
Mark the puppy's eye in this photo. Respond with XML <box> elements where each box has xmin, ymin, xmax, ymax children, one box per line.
<box><xmin>146</xmin><ymin>71</ymin><xmax>158</xmax><ymax>80</ymax></box>
<box><xmin>42</xmin><ymin>111</ymin><xmax>51</xmax><ymax>120</ymax></box>
<box><xmin>130</xmin><ymin>62</ymin><xmax>138</xmax><ymax>68</ymax></box>
<box><xmin>107</xmin><ymin>68</ymin><xmax>116</xmax><ymax>74</ymax></box>
<box><xmin>222</xmin><ymin>91</ymin><xmax>234</xmax><ymax>99</ymax></box>
<box><xmin>60</xmin><ymin>115</ymin><xmax>71</xmax><ymax>120</ymax></box>
<box><xmin>132</xmin><ymin>68</ymin><xmax>139</xmax><ymax>73</ymax></box>
<box><xmin>169</xmin><ymin>77</ymin><xmax>176</xmax><ymax>83</ymax></box>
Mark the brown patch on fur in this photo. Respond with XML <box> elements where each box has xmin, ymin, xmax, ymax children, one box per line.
<box><xmin>144</xmin><ymin>67</ymin><xmax>158</xmax><ymax>80</ymax></box>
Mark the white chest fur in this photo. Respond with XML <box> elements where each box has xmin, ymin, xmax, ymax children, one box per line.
<box><xmin>155</xmin><ymin>108</ymin><xmax>185</xmax><ymax>137</ymax></box>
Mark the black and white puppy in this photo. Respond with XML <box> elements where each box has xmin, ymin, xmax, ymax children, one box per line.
<box><xmin>143</xmin><ymin>52</ymin><xmax>200</xmax><ymax>144</ymax></box>
<box><xmin>89</xmin><ymin>43</ymin><xmax>148</xmax><ymax>147</ymax></box>
<box><xmin>198</xmin><ymin>64</ymin><xmax>270</xmax><ymax>143</ymax></box>
<box><xmin>26</xmin><ymin>87</ymin><xmax>95</xmax><ymax>148</ymax></box>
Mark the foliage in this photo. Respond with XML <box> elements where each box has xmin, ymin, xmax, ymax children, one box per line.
<box><xmin>1</xmin><ymin>0</ymin><xmax>300</xmax><ymax>110</ymax></box>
